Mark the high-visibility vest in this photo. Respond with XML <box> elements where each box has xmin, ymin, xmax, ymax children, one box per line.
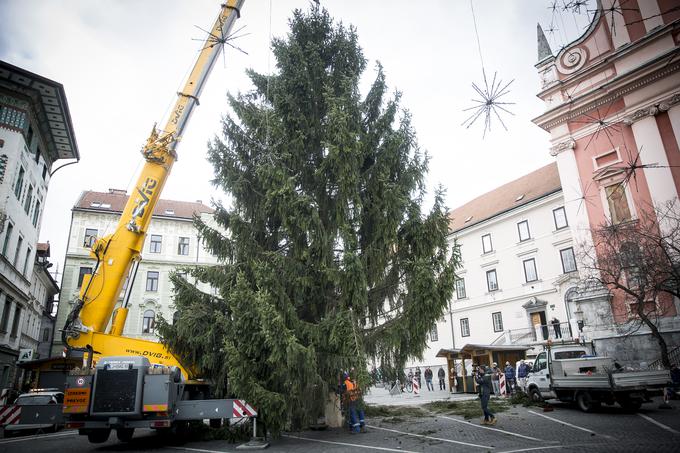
<box><xmin>345</xmin><ymin>379</ymin><xmax>360</xmax><ymax>401</ymax></box>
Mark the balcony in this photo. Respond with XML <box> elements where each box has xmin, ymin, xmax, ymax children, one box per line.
<box><xmin>492</xmin><ymin>321</ymin><xmax>577</xmax><ymax>346</ymax></box>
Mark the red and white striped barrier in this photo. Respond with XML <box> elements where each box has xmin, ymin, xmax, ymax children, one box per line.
<box><xmin>499</xmin><ymin>374</ymin><xmax>507</xmax><ymax>397</ymax></box>
<box><xmin>412</xmin><ymin>378</ymin><xmax>420</xmax><ymax>395</ymax></box>
<box><xmin>232</xmin><ymin>399</ymin><xmax>257</xmax><ymax>418</ymax></box>
<box><xmin>0</xmin><ymin>405</ymin><xmax>21</xmax><ymax>426</ymax></box>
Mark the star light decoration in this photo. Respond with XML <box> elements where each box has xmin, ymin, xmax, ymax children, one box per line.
<box><xmin>192</xmin><ymin>17</ymin><xmax>249</xmax><ymax>68</ymax></box>
<box><xmin>461</xmin><ymin>71</ymin><xmax>515</xmax><ymax>138</ymax></box>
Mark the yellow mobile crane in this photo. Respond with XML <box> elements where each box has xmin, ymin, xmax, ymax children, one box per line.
<box><xmin>63</xmin><ymin>1</ymin><xmax>243</xmax><ymax>376</ymax></box>
<box><xmin>56</xmin><ymin>1</ymin><xmax>256</xmax><ymax>444</ymax></box>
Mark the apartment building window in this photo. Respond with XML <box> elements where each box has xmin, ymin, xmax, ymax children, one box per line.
<box><xmin>23</xmin><ymin>246</ymin><xmax>32</xmax><ymax>275</ymax></box>
<box><xmin>553</xmin><ymin>207</ymin><xmax>568</xmax><ymax>230</ymax></box>
<box><xmin>517</xmin><ymin>220</ymin><xmax>531</xmax><ymax>242</ymax></box>
<box><xmin>32</xmin><ymin>198</ymin><xmax>41</xmax><ymax>227</ymax></box>
<box><xmin>486</xmin><ymin>269</ymin><xmax>498</xmax><ymax>292</ymax></box>
<box><xmin>560</xmin><ymin>247</ymin><xmax>577</xmax><ymax>273</ymax></box>
<box><xmin>0</xmin><ymin>297</ymin><xmax>12</xmax><ymax>332</ymax></box>
<box><xmin>84</xmin><ymin>228</ymin><xmax>98</xmax><ymax>248</ymax></box>
<box><xmin>429</xmin><ymin>324</ymin><xmax>439</xmax><ymax>342</ymax></box>
<box><xmin>42</xmin><ymin>327</ymin><xmax>50</xmax><ymax>342</ymax></box>
<box><xmin>523</xmin><ymin>258</ymin><xmax>538</xmax><ymax>282</ymax></box>
<box><xmin>482</xmin><ymin>234</ymin><xmax>493</xmax><ymax>254</ymax></box>
<box><xmin>13</xmin><ymin>166</ymin><xmax>25</xmax><ymax>199</ymax></box>
<box><xmin>146</xmin><ymin>271</ymin><xmax>159</xmax><ymax>291</ymax></box>
<box><xmin>150</xmin><ymin>235</ymin><xmax>162</xmax><ymax>253</ymax></box>
<box><xmin>455</xmin><ymin>278</ymin><xmax>467</xmax><ymax>299</ymax></box>
<box><xmin>460</xmin><ymin>318</ymin><xmax>470</xmax><ymax>337</ymax></box>
<box><xmin>492</xmin><ymin>312</ymin><xmax>504</xmax><ymax>332</ymax></box>
<box><xmin>13</xmin><ymin>235</ymin><xmax>23</xmax><ymax>267</ymax></box>
<box><xmin>10</xmin><ymin>306</ymin><xmax>21</xmax><ymax>337</ymax></box>
<box><xmin>23</xmin><ymin>184</ymin><xmax>33</xmax><ymax>214</ymax></box>
<box><xmin>605</xmin><ymin>183</ymin><xmax>633</xmax><ymax>224</ymax></box>
<box><xmin>178</xmin><ymin>237</ymin><xmax>190</xmax><ymax>255</ymax></box>
<box><xmin>142</xmin><ymin>309</ymin><xmax>155</xmax><ymax>333</ymax></box>
<box><xmin>1</xmin><ymin>222</ymin><xmax>13</xmax><ymax>256</ymax></box>
<box><xmin>78</xmin><ymin>266</ymin><xmax>92</xmax><ymax>288</ymax></box>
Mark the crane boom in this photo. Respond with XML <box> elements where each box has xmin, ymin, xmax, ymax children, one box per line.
<box><xmin>62</xmin><ymin>1</ymin><xmax>245</xmax><ymax>376</ymax></box>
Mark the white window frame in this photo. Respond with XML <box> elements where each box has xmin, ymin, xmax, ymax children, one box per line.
<box><xmin>178</xmin><ymin>237</ymin><xmax>190</xmax><ymax>255</ymax></box>
<box><xmin>146</xmin><ymin>271</ymin><xmax>159</xmax><ymax>292</ymax></box>
<box><xmin>523</xmin><ymin>258</ymin><xmax>538</xmax><ymax>282</ymax></box>
<box><xmin>84</xmin><ymin>228</ymin><xmax>98</xmax><ymax>248</ymax></box>
<box><xmin>460</xmin><ymin>318</ymin><xmax>470</xmax><ymax>337</ymax></box>
<box><xmin>553</xmin><ymin>206</ymin><xmax>568</xmax><ymax>230</ymax></box>
<box><xmin>455</xmin><ymin>278</ymin><xmax>466</xmax><ymax>299</ymax></box>
<box><xmin>517</xmin><ymin>220</ymin><xmax>531</xmax><ymax>242</ymax></box>
<box><xmin>150</xmin><ymin>234</ymin><xmax>162</xmax><ymax>253</ymax></box>
<box><xmin>429</xmin><ymin>324</ymin><xmax>438</xmax><ymax>342</ymax></box>
<box><xmin>486</xmin><ymin>269</ymin><xmax>498</xmax><ymax>292</ymax></box>
<box><xmin>482</xmin><ymin>234</ymin><xmax>493</xmax><ymax>254</ymax></box>
<box><xmin>142</xmin><ymin>309</ymin><xmax>155</xmax><ymax>334</ymax></box>
<box><xmin>492</xmin><ymin>312</ymin><xmax>503</xmax><ymax>332</ymax></box>
<box><xmin>560</xmin><ymin>247</ymin><xmax>577</xmax><ymax>273</ymax></box>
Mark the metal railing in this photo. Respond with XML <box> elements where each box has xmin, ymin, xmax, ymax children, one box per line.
<box><xmin>648</xmin><ymin>346</ymin><xmax>680</xmax><ymax>370</ymax></box>
<box><xmin>491</xmin><ymin>321</ymin><xmax>575</xmax><ymax>345</ymax></box>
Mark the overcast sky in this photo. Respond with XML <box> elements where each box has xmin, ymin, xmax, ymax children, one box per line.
<box><xmin>0</xmin><ymin>0</ymin><xmax>594</xmax><ymax>276</ymax></box>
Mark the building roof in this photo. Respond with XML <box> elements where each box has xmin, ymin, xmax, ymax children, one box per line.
<box><xmin>448</xmin><ymin>163</ymin><xmax>561</xmax><ymax>233</ymax></box>
<box><xmin>0</xmin><ymin>60</ymin><xmax>79</xmax><ymax>162</ymax></box>
<box><xmin>74</xmin><ymin>189</ymin><xmax>213</xmax><ymax>220</ymax></box>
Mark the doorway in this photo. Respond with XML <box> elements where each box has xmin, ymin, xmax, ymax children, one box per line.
<box><xmin>531</xmin><ymin>311</ymin><xmax>548</xmax><ymax>340</ymax></box>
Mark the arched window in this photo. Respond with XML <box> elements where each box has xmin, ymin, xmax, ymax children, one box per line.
<box><xmin>142</xmin><ymin>309</ymin><xmax>155</xmax><ymax>334</ymax></box>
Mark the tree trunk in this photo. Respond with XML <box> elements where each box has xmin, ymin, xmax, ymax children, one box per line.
<box><xmin>638</xmin><ymin>302</ymin><xmax>671</xmax><ymax>368</ymax></box>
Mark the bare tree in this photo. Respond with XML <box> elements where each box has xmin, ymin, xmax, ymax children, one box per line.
<box><xmin>579</xmin><ymin>199</ymin><xmax>680</xmax><ymax>369</ymax></box>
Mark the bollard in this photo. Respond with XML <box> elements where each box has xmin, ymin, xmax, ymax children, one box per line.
<box><xmin>499</xmin><ymin>374</ymin><xmax>506</xmax><ymax>397</ymax></box>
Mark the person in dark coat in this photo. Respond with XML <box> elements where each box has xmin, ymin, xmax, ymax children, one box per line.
<box><xmin>424</xmin><ymin>367</ymin><xmax>434</xmax><ymax>391</ymax></box>
<box><xmin>475</xmin><ymin>366</ymin><xmax>496</xmax><ymax>425</ymax></box>
<box><xmin>551</xmin><ymin>317</ymin><xmax>562</xmax><ymax>339</ymax></box>
<box><xmin>504</xmin><ymin>361</ymin><xmax>516</xmax><ymax>395</ymax></box>
<box><xmin>437</xmin><ymin>367</ymin><xmax>446</xmax><ymax>390</ymax></box>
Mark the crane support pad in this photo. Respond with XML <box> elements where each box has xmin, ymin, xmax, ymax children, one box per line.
<box><xmin>174</xmin><ymin>399</ymin><xmax>235</xmax><ymax>420</ymax></box>
<box><xmin>1</xmin><ymin>404</ymin><xmax>64</xmax><ymax>425</ymax></box>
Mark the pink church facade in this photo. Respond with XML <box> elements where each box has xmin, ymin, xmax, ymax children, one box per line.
<box><xmin>533</xmin><ymin>0</ymin><xmax>680</xmax><ymax>350</ymax></box>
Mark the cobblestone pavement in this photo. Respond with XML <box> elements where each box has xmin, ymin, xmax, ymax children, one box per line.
<box><xmin>1</xmin><ymin>396</ymin><xmax>679</xmax><ymax>452</ymax></box>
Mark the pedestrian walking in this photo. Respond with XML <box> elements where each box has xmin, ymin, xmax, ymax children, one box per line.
<box><xmin>551</xmin><ymin>317</ymin><xmax>562</xmax><ymax>339</ymax></box>
<box><xmin>491</xmin><ymin>362</ymin><xmax>501</xmax><ymax>397</ymax></box>
<box><xmin>438</xmin><ymin>366</ymin><xmax>446</xmax><ymax>390</ymax></box>
<box><xmin>415</xmin><ymin>366</ymin><xmax>422</xmax><ymax>388</ymax></box>
<box><xmin>517</xmin><ymin>359</ymin><xmax>531</xmax><ymax>393</ymax></box>
<box><xmin>475</xmin><ymin>366</ymin><xmax>496</xmax><ymax>425</ymax></box>
<box><xmin>424</xmin><ymin>367</ymin><xmax>434</xmax><ymax>391</ymax></box>
<box><xmin>504</xmin><ymin>361</ymin><xmax>516</xmax><ymax>395</ymax></box>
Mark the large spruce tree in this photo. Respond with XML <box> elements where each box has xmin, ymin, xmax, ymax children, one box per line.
<box><xmin>158</xmin><ymin>6</ymin><xmax>457</xmax><ymax>435</ymax></box>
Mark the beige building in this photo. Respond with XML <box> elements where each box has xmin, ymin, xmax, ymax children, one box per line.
<box><xmin>52</xmin><ymin>189</ymin><xmax>216</xmax><ymax>355</ymax></box>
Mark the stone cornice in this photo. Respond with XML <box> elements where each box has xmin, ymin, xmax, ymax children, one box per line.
<box><xmin>622</xmin><ymin>92</ymin><xmax>680</xmax><ymax>125</ymax></box>
<box><xmin>534</xmin><ymin>50</ymin><xmax>680</xmax><ymax>131</ymax></box>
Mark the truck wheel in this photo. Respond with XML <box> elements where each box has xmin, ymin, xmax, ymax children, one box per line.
<box><xmin>87</xmin><ymin>429</ymin><xmax>111</xmax><ymax>444</ymax></box>
<box><xmin>529</xmin><ymin>388</ymin><xmax>543</xmax><ymax>403</ymax></box>
<box><xmin>575</xmin><ymin>392</ymin><xmax>596</xmax><ymax>412</ymax></box>
<box><xmin>116</xmin><ymin>428</ymin><xmax>135</xmax><ymax>442</ymax></box>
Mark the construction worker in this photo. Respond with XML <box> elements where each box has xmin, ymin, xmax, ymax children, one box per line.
<box><xmin>343</xmin><ymin>371</ymin><xmax>366</xmax><ymax>433</ymax></box>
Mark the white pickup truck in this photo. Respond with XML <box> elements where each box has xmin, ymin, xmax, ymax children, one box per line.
<box><xmin>525</xmin><ymin>343</ymin><xmax>671</xmax><ymax>412</ymax></box>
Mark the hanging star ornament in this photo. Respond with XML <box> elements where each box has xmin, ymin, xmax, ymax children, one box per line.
<box><xmin>461</xmin><ymin>71</ymin><xmax>515</xmax><ymax>138</ymax></box>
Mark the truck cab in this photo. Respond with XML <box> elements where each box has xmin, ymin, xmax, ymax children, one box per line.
<box><xmin>527</xmin><ymin>344</ymin><xmax>591</xmax><ymax>401</ymax></box>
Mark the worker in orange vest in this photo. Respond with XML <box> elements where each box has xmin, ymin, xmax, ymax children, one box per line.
<box><xmin>343</xmin><ymin>371</ymin><xmax>365</xmax><ymax>433</ymax></box>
